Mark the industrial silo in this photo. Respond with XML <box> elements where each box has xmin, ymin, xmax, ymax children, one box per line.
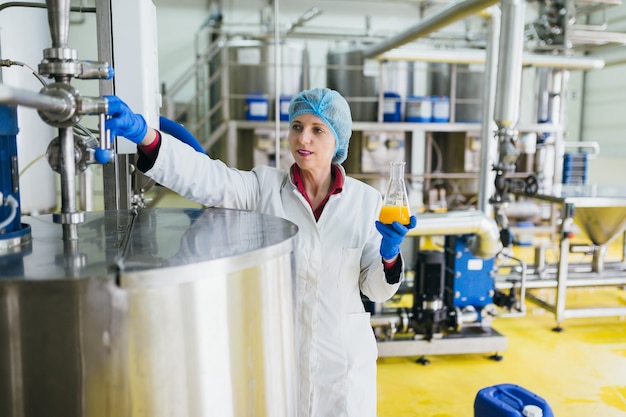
<box><xmin>226</xmin><ymin>39</ymin><xmax>309</xmax><ymax>121</ymax></box>
<box><xmin>326</xmin><ymin>46</ymin><xmax>412</xmax><ymax>122</ymax></box>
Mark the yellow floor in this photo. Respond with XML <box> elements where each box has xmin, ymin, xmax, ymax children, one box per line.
<box><xmin>377</xmin><ymin>266</ymin><xmax>626</xmax><ymax>417</ymax></box>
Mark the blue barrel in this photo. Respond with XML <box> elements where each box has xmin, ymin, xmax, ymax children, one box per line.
<box><xmin>475</xmin><ymin>384</ymin><xmax>554</xmax><ymax>417</ymax></box>
<box><xmin>405</xmin><ymin>95</ymin><xmax>432</xmax><ymax>122</ymax></box>
<box><xmin>245</xmin><ymin>94</ymin><xmax>269</xmax><ymax>121</ymax></box>
<box><xmin>382</xmin><ymin>92</ymin><xmax>402</xmax><ymax>122</ymax></box>
<box><xmin>279</xmin><ymin>94</ymin><xmax>292</xmax><ymax>121</ymax></box>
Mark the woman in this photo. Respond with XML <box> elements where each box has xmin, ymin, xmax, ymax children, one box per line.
<box><xmin>106</xmin><ymin>87</ymin><xmax>416</xmax><ymax>417</ymax></box>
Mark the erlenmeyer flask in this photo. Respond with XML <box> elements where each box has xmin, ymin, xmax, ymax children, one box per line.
<box><xmin>379</xmin><ymin>161</ymin><xmax>411</xmax><ymax>225</ymax></box>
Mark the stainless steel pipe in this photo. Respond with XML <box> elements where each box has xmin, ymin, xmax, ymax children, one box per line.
<box><xmin>0</xmin><ymin>84</ymin><xmax>69</xmax><ymax>114</ymax></box>
<box><xmin>363</xmin><ymin>0</ymin><xmax>500</xmax><ymax>58</ymax></box>
<box><xmin>478</xmin><ymin>6</ymin><xmax>501</xmax><ymax>215</ymax></box>
<box><xmin>45</xmin><ymin>0</ymin><xmax>71</xmax><ymax>48</ymax></box>
<box><xmin>494</xmin><ymin>0</ymin><xmax>526</xmax><ymax>129</ymax></box>
<box><xmin>409</xmin><ymin>211</ymin><xmax>502</xmax><ymax>258</ymax></box>
<box><xmin>57</xmin><ymin>127</ymin><xmax>79</xmax><ymax>240</ymax></box>
<box><xmin>380</xmin><ymin>48</ymin><xmax>605</xmax><ymax>71</ymax></box>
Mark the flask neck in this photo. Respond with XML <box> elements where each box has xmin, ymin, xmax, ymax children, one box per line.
<box><xmin>390</xmin><ymin>162</ymin><xmax>405</xmax><ymax>181</ymax></box>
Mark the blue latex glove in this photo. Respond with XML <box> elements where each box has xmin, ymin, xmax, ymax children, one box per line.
<box><xmin>104</xmin><ymin>95</ymin><xmax>148</xmax><ymax>144</ymax></box>
<box><xmin>375</xmin><ymin>215</ymin><xmax>417</xmax><ymax>260</ymax></box>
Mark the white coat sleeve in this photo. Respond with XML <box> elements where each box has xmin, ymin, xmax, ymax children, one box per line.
<box><xmin>141</xmin><ymin>133</ymin><xmax>261</xmax><ymax>209</ymax></box>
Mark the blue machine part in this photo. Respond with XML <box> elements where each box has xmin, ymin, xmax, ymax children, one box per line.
<box><xmin>0</xmin><ymin>104</ymin><xmax>21</xmax><ymax>233</ymax></box>
<box><xmin>0</xmin><ymin>104</ymin><xmax>31</xmax><ymax>243</ymax></box>
<box><xmin>562</xmin><ymin>152</ymin><xmax>588</xmax><ymax>185</ymax></box>
<box><xmin>445</xmin><ymin>235</ymin><xmax>496</xmax><ymax>313</ymax></box>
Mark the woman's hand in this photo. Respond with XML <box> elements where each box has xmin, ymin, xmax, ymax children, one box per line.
<box><xmin>375</xmin><ymin>215</ymin><xmax>417</xmax><ymax>261</ymax></box>
<box><xmin>104</xmin><ymin>95</ymin><xmax>149</xmax><ymax>145</ymax></box>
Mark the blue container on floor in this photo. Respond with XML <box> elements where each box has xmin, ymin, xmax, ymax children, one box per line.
<box><xmin>475</xmin><ymin>384</ymin><xmax>554</xmax><ymax>417</ymax></box>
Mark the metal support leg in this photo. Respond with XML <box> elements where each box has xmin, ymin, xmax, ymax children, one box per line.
<box><xmin>554</xmin><ymin>203</ymin><xmax>574</xmax><ymax>330</ymax></box>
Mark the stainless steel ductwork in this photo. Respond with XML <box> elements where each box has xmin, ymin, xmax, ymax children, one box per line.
<box><xmin>0</xmin><ymin>208</ymin><xmax>298</xmax><ymax>417</ymax></box>
<box><xmin>411</xmin><ymin>211</ymin><xmax>503</xmax><ymax>258</ymax></box>
<box><xmin>362</xmin><ymin>0</ymin><xmax>500</xmax><ymax>59</ymax></box>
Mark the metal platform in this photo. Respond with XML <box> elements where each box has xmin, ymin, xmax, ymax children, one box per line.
<box><xmin>509</xmin><ymin>184</ymin><xmax>626</xmax><ymax>328</ymax></box>
<box><xmin>376</xmin><ymin>327</ymin><xmax>507</xmax><ymax>358</ymax></box>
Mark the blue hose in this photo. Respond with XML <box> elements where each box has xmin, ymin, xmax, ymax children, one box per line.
<box><xmin>159</xmin><ymin>116</ymin><xmax>205</xmax><ymax>153</ymax></box>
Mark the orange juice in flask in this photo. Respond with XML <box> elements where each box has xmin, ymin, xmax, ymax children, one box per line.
<box><xmin>379</xmin><ymin>161</ymin><xmax>411</xmax><ymax>225</ymax></box>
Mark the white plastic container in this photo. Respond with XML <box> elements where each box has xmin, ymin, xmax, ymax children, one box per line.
<box><xmin>405</xmin><ymin>96</ymin><xmax>432</xmax><ymax>122</ymax></box>
<box><xmin>431</xmin><ymin>95</ymin><xmax>450</xmax><ymax>123</ymax></box>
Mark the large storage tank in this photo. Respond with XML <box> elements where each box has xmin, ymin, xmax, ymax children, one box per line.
<box><xmin>0</xmin><ymin>208</ymin><xmax>298</xmax><ymax>417</ymax></box>
<box><xmin>428</xmin><ymin>62</ymin><xmax>484</xmax><ymax>123</ymax></box>
<box><xmin>327</xmin><ymin>47</ymin><xmax>377</xmax><ymax>122</ymax></box>
<box><xmin>327</xmin><ymin>46</ymin><xmax>412</xmax><ymax>122</ymax></box>
<box><xmin>226</xmin><ymin>39</ymin><xmax>308</xmax><ymax>121</ymax></box>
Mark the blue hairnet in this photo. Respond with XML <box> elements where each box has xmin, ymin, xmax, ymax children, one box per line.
<box><xmin>288</xmin><ymin>88</ymin><xmax>352</xmax><ymax>164</ymax></box>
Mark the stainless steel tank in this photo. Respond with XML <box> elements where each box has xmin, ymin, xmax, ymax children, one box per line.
<box><xmin>327</xmin><ymin>47</ymin><xmax>377</xmax><ymax>122</ymax></box>
<box><xmin>327</xmin><ymin>46</ymin><xmax>412</xmax><ymax>122</ymax></box>
<box><xmin>226</xmin><ymin>39</ymin><xmax>307</xmax><ymax>120</ymax></box>
<box><xmin>0</xmin><ymin>208</ymin><xmax>298</xmax><ymax>417</ymax></box>
<box><xmin>428</xmin><ymin>63</ymin><xmax>484</xmax><ymax>123</ymax></box>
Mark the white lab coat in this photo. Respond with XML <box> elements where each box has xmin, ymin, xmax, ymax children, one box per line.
<box><xmin>141</xmin><ymin>134</ymin><xmax>405</xmax><ymax>417</ymax></box>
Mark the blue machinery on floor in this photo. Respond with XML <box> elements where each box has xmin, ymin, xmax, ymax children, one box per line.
<box><xmin>369</xmin><ymin>188</ymin><xmax>626</xmax><ymax>361</ymax></box>
<box><xmin>370</xmin><ymin>233</ymin><xmax>517</xmax><ymax>362</ymax></box>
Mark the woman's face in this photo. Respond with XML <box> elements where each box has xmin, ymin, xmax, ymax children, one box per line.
<box><xmin>288</xmin><ymin>113</ymin><xmax>336</xmax><ymax>172</ymax></box>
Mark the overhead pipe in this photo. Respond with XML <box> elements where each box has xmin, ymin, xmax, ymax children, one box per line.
<box><xmin>285</xmin><ymin>7</ymin><xmax>322</xmax><ymax>34</ymax></box>
<box><xmin>379</xmin><ymin>48</ymin><xmax>605</xmax><ymax>70</ymax></box>
<box><xmin>489</xmin><ymin>0</ymin><xmax>527</xmax><ymax>247</ymax></box>
<box><xmin>362</xmin><ymin>0</ymin><xmax>500</xmax><ymax>59</ymax></box>
<box><xmin>273</xmin><ymin>0</ymin><xmax>281</xmax><ymax>169</ymax></box>
<box><xmin>45</xmin><ymin>0</ymin><xmax>71</xmax><ymax>48</ymax></box>
<box><xmin>477</xmin><ymin>6</ymin><xmax>500</xmax><ymax>216</ymax></box>
<box><xmin>494</xmin><ymin>0</ymin><xmax>525</xmax><ymax>130</ymax></box>
<box><xmin>411</xmin><ymin>211</ymin><xmax>503</xmax><ymax>258</ymax></box>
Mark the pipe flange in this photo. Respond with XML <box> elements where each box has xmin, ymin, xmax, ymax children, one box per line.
<box><xmin>39</xmin><ymin>61</ymin><xmax>81</xmax><ymax>78</ymax></box>
<box><xmin>46</xmin><ymin>133</ymin><xmax>95</xmax><ymax>174</ymax></box>
<box><xmin>38</xmin><ymin>83</ymin><xmax>79</xmax><ymax>127</ymax></box>
<box><xmin>496</xmin><ymin>126</ymin><xmax>519</xmax><ymax>140</ymax></box>
<box><xmin>42</xmin><ymin>47</ymin><xmax>78</xmax><ymax>61</ymax></box>
<box><xmin>52</xmin><ymin>211</ymin><xmax>85</xmax><ymax>225</ymax></box>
